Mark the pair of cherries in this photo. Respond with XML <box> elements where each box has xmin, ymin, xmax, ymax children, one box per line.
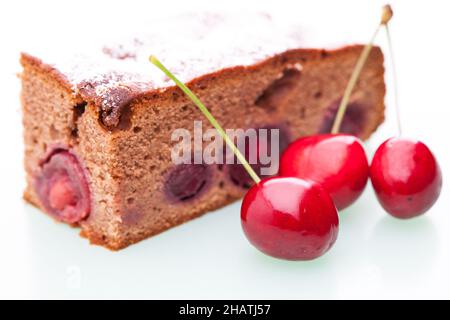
<box><xmin>150</xmin><ymin>54</ymin><xmax>442</xmax><ymax>262</ymax></box>
<box><xmin>240</xmin><ymin>5</ymin><xmax>442</xmax><ymax>261</ymax></box>
<box><xmin>241</xmin><ymin>133</ymin><xmax>442</xmax><ymax>260</ymax></box>
<box><xmin>150</xmin><ymin>10</ymin><xmax>442</xmax><ymax>263</ymax></box>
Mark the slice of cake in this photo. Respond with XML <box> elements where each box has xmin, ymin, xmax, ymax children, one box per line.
<box><xmin>20</xmin><ymin>13</ymin><xmax>385</xmax><ymax>250</ymax></box>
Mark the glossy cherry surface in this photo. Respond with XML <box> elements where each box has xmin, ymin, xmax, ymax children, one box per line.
<box><xmin>279</xmin><ymin>134</ymin><xmax>369</xmax><ymax>210</ymax></box>
<box><xmin>370</xmin><ymin>137</ymin><xmax>442</xmax><ymax>219</ymax></box>
<box><xmin>241</xmin><ymin>176</ymin><xmax>339</xmax><ymax>261</ymax></box>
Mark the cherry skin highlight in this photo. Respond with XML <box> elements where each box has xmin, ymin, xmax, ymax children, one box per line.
<box><xmin>370</xmin><ymin>137</ymin><xmax>442</xmax><ymax>219</ymax></box>
<box><xmin>241</xmin><ymin>176</ymin><xmax>339</xmax><ymax>261</ymax></box>
<box><xmin>279</xmin><ymin>134</ymin><xmax>369</xmax><ymax>210</ymax></box>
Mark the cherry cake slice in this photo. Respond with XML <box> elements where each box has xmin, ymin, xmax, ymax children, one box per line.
<box><xmin>21</xmin><ymin>13</ymin><xmax>385</xmax><ymax>250</ymax></box>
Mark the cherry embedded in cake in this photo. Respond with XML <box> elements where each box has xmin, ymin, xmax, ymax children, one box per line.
<box><xmin>35</xmin><ymin>150</ymin><xmax>90</xmax><ymax>224</ymax></box>
<box><xmin>226</xmin><ymin>124</ymin><xmax>291</xmax><ymax>188</ymax></box>
<box><xmin>21</xmin><ymin>13</ymin><xmax>385</xmax><ymax>249</ymax></box>
<box><xmin>319</xmin><ymin>100</ymin><xmax>368</xmax><ymax>136</ymax></box>
<box><xmin>164</xmin><ymin>163</ymin><xmax>212</xmax><ymax>202</ymax></box>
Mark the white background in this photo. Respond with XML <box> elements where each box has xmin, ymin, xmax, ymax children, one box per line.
<box><xmin>1</xmin><ymin>0</ymin><xmax>449</xmax><ymax>299</ymax></box>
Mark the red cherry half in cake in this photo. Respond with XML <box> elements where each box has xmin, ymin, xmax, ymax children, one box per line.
<box><xmin>279</xmin><ymin>134</ymin><xmax>369</xmax><ymax>210</ymax></box>
<box><xmin>370</xmin><ymin>137</ymin><xmax>442</xmax><ymax>219</ymax></box>
<box><xmin>241</xmin><ymin>176</ymin><xmax>339</xmax><ymax>260</ymax></box>
<box><xmin>35</xmin><ymin>151</ymin><xmax>91</xmax><ymax>224</ymax></box>
<box><xmin>164</xmin><ymin>163</ymin><xmax>211</xmax><ymax>202</ymax></box>
<box><xmin>227</xmin><ymin>125</ymin><xmax>291</xmax><ymax>188</ymax></box>
<box><xmin>319</xmin><ymin>101</ymin><xmax>368</xmax><ymax>137</ymax></box>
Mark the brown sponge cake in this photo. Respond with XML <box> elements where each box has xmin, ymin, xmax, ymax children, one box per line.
<box><xmin>20</xmin><ymin>13</ymin><xmax>385</xmax><ymax>250</ymax></box>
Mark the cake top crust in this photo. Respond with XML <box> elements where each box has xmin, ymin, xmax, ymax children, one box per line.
<box><xmin>22</xmin><ymin>12</ymin><xmax>360</xmax><ymax>129</ymax></box>
<box><xmin>28</xmin><ymin>13</ymin><xmax>305</xmax><ymax>89</ymax></box>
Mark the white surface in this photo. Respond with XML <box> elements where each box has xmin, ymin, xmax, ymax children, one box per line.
<box><xmin>1</xmin><ymin>0</ymin><xmax>449</xmax><ymax>299</ymax></box>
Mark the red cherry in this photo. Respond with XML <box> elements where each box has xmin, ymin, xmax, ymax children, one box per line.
<box><xmin>35</xmin><ymin>151</ymin><xmax>91</xmax><ymax>224</ymax></box>
<box><xmin>164</xmin><ymin>163</ymin><xmax>211</xmax><ymax>202</ymax></box>
<box><xmin>279</xmin><ymin>134</ymin><xmax>369</xmax><ymax>210</ymax></box>
<box><xmin>48</xmin><ymin>176</ymin><xmax>78</xmax><ymax>211</ymax></box>
<box><xmin>241</xmin><ymin>176</ymin><xmax>339</xmax><ymax>260</ymax></box>
<box><xmin>370</xmin><ymin>137</ymin><xmax>442</xmax><ymax>219</ymax></box>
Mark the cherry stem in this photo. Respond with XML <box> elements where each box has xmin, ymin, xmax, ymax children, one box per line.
<box><xmin>331</xmin><ymin>5</ymin><xmax>393</xmax><ymax>134</ymax></box>
<box><xmin>149</xmin><ymin>55</ymin><xmax>261</xmax><ymax>184</ymax></box>
<box><xmin>384</xmin><ymin>23</ymin><xmax>402</xmax><ymax>136</ymax></box>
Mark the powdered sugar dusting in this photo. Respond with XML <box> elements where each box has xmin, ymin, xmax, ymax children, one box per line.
<box><xmin>24</xmin><ymin>12</ymin><xmax>363</xmax><ymax>128</ymax></box>
<box><xmin>28</xmin><ymin>13</ymin><xmax>306</xmax><ymax>97</ymax></box>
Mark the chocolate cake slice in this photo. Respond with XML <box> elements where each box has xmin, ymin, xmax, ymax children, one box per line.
<box><xmin>20</xmin><ymin>13</ymin><xmax>385</xmax><ymax>250</ymax></box>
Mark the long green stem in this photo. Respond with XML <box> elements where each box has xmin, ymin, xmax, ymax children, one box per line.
<box><xmin>331</xmin><ymin>26</ymin><xmax>380</xmax><ymax>134</ymax></box>
<box><xmin>150</xmin><ymin>55</ymin><xmax>261</xmax><ymax>184</ymax></box>
<box><xmin>385</xmin><ymin>24</ymin><xmax>402</xmax><ymax>136</ymax></box>
<box><xmin>331</xmin><ymin>4</ymin><xmax>394</xmax><ymax>134</ymax></box>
